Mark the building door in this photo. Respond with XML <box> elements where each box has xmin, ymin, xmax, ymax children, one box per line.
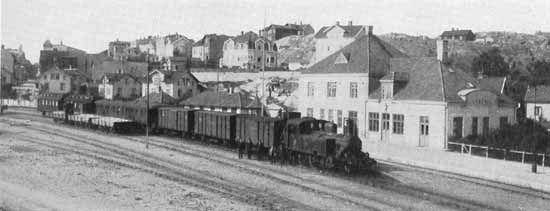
<box><xmin>419</xmin><ymin>116</ymin><xmax>429</xmax><ymax>147</ymax></box>
<box><xmin>381</xmin><ymin>113</ymin><xmax>390</xmax><ymax>142</ymax></box>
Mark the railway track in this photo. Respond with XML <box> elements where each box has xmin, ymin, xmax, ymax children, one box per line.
<box><xmin>8</xmin><ymin>118</ymin><xmax>501</xmax><ymax>210</ymax></box>
<box><xmin>13</xmin><ymin>130</ymin><xmax>324</xmax><ymax>211</ymax></box>
<box><xmin>4</xmin><ymin>111</ymin><xmax>547</xmax><ymax>210</ymax></box>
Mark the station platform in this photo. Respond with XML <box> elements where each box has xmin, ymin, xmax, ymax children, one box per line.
<box><xmin>364</xmin><ymin>140</ymin><xmax>550</xmax><ymax>192</ymax></box>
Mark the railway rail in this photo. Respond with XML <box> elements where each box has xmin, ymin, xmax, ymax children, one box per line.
<box><xmin>3</xmin><ymin>111</ymin><xmax>543</xmax><ymax>210</ymax></box>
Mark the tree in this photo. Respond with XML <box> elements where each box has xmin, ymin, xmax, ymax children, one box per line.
<box><xmin>528</xmin><ymin>60</ymin><xmax>550</xmax><ymax>86</ymax></box>
<box><xmin>471</xmin><ymin>47</ymin><xmax>510</xmax><ymax>77</ymax></box>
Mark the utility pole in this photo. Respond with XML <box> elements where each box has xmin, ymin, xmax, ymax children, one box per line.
<box><xmin>145</xmin><ymin>50</ymin><xmax>151</xmax><ymax>149</ymax></box>
<box><xmin>260</xmin><ymin>7</ymin><xmax>266</xmax><ymax>117</ymax></box>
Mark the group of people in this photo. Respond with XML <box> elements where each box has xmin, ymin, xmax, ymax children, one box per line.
<box><xmin>237</xmin><ymin>138</ymin><xmax>289</xmax><ymax>165</ymax></box>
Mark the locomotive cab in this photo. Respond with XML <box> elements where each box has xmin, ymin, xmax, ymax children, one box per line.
<box><xmin>283</xmin><ymin>117</ymin><xmax>376</xmax><ymax>173</ymax></box>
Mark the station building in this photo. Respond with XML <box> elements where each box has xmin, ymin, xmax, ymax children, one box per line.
<box><xmin>298</xmin><ymin>28</ymin><xmax>517</xmax><ymax>150</ymax></box>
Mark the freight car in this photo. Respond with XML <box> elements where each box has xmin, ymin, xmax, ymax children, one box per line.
<box><xmin>37</xmin><ymin>93</ymin><xmax>67</xmax><ymax>115</ymax></box>
<box><xmin>155</xmin><ymin>108</ymin><xmax>376</xmax><ymax>173</ymax></box>
<box><xmin>158</xmin><ymin>106</ymin><xmax>195</xmax><ymax>136</ymax></box>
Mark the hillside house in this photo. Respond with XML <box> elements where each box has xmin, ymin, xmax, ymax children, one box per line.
<box><xmin>221</xmin><ymin>31</ymin><xmax>278</xmax><ymax>69</ymax></box>
<box><xmin>141</xmin><ymin>69</ymin><xmax>201</xmax><ymax>100</ymax></box>
<box><xmin>192</xmin><ymin>34</ymin><xmax>231</xmax><ymax>67</ymax></box>
<box><xmin>154</xmin><ymin>34</ymin><xmax>194</xmax><ymax>60</ymax></box>
<box><xmin>311</xmin><ymin>21</ymin><xmax>366</xmax><ymax>65</ymax></box>
<box><xmin>441</xmin><ymin>29</ymin><xmax>476</xmax><ymax>41</ymax></box>
<box><xmin>108</xmin><ymin>39</ymin><xmax>131</xmax><ymax>61</ymax></box>
<box><xmin>38</xmin><ymin>66</ymin><xmax>92</xmax><ymax>94</ymax></box>
<box><xmin>298</xmin><ymin>29</ymin><xmax>517</xmax><ymax>151</ymax></box>
<box><xmin>259</xmin><ymin>23</ymin><xmax>314</xmax><ymax>41</ymax></box>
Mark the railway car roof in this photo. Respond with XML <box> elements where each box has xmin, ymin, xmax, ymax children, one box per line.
<box><xmin>196</xmin><ymin>110</ymin><xmax>239</xmax><ymax>116</ymax></box>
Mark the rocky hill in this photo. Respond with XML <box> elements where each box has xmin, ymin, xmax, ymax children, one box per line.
<box><xmin>379</xmin><ymin>31</ymin><xmax>550</xmax><ymax>76</ymax></box>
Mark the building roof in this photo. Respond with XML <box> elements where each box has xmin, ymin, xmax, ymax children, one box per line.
<box><xmin>478</xmin><ymin>77</ymin><xmax>506</xmax><ymax>94</ymax></box>
<box><xmin>193</xmin><ymin>34</ymin><xmax>231</xmax><ymax>46</ymax></box>
<box><xmin>101</xmin><ymin>73</ymin><xmax>140</xmax><ymax>84</ymax></box>
<box><xmin>180</xmin><ymin>91</ymin><xmax>261</xmax><ymax>109</ymax></box>
<box><xmin>369</xmin><ymin>57</ymin><xmax>515</xmax><ymax>104</ymax></box>
<box><xmin>233</xmin><ymin>31</ymin><xmax>259</xmax><ymax>43</ymax></box>
<box><xmin>303</xmin><ymin>34</ymin><xmax>407</xmax><ymax>74</ymax></box>
<box><xmin>91</xmin><ymin>60</ymin><xmax>148</xmax><ymax>81</ymax></box>
<box><xmin>525</xmin><ymin>86</ymin><xmax>550</xmax><ymax>103</ymax></box>
<box><xmin>146</xmin><ymin>70</ymin><xmax>200</xmax><ymax>84</ymax></box>
<box><xmin>314</xmin><ymin>24</ymin><xmax>364</xmax><ymax>39</ymax></box>
<box><xmin>441</xmin><ymin>29</ymin><xmax>474</xmax><ymax>37</ymax></box>
<box><xmin>41</xmin><ymin>66</ymin><xmax>91</xmax><ymax>80</ymax></box>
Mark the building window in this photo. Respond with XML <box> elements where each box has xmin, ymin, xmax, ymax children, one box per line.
<box><xmin>535</xmin><ymin>106</ymin><xmax>542</xmax><ymax>116</ymax></box>
<box><xmin>319</xmin><ymin>109</ymin><xmax>325</xmax><ymax>120</ymax></box>
<box><xmin>350</xmin><ymin>82</ymin><xmax>358</xmax><ymax>98</ymax></box>
<box><xmin>453</xmin><ymin>117</ymin><xmax>463</xmax><ymax>138</ymax></box>
<box><xmin>392</xmin><ymin>114</ymin><xmax>404</xmax><ymax>134</ymax></box>
<box><xmin>337</xmin><ymin>110</ymin><xmax>343</xmax><ymax>128</ymax></box>
<box><xmin>131</xmin><ymin>88</ymin><xmax>137</xmax><ymax>96</ymax></box>
<box><xmin>117</xmin><ymin>87</ymin><xmax>122</xmax><ymax>96</ymax></box>
<box><xmin>327</xmin><ymin>82</ymin><xmax>337</xmax><ymax>97</ymax></box>
<box><xmin>482</xmin><ymin>117</ymin><xmax>489</xmax><ymax>135</ymax></box>
<box><xmin>420</xmin><ymin>116</ymin><xmax>429</xmax><ymax>135</ymax></box>
<box><xmin>328</xmin><ymin>109</ymin><xmax>334</xmax><ymax>123</ymax></box>
<box><xmin>60</xmin><ymin>83</ymin><xmax>65</xmax><ymax>91</ymax></box>
<box><xmin>499</xmin><ymin>117</ymin><xmax>508</xmax><ymax>129</ymax></box>
<box><xmin>348</xmin><ymin>111</ymin><xmax>357</xmax><ymax>124</ymax></box>
<box><xmin>306</xmin><ymin>108</ymin><xmax>313</xmax><ymax>117</ymax></box>
<box><xmin>472</xmin><ymin>117</ymin><xmax>478</xmax><ymax>135</ymax></box>
<box><xmin>307</xmin><ymin>82</ymin><xmax>314</xmax><ymax>96</ymax></box>
<box><xmin>368</xmin><ymin>112</ymin><xmax>379</xmax><ymax>132</ymax></box>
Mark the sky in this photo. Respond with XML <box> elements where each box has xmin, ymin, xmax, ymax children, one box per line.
<box><xmin>2</xmin><ymin>0</ymin><xmax>550</xmax><ymax>63</ymax></box>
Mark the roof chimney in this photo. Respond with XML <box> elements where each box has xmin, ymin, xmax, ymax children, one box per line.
<box><xmin>367</xmin><ymin>25</ymin><xmax>373</xmax><ymax>36</ymax></box>
<box><xmin>336</xmin><ymin>21</ymin><xmax>340</xmax><ymax>26</ymax></box>
<box><xmin>348</xmin><ymin>21</ymin><xmax>353</xmax><ymax>26</ymax></box>
<box><xmin>437</xmin><ymin>39</ymin><xmax>449</xmax><ymax>63</ymax></box>
<box><xmin>241</xmin><ymin>31</ymin><xmax>244</xmax><ymax>35</ymax></box>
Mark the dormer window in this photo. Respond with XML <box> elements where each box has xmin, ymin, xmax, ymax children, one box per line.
<box><xmin>335</xmin><ymin>52</ymin><xmax>351</xmax><ymax>64</ymax></box>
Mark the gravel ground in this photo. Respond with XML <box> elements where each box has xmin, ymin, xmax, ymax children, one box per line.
<box><xmin>1</xmin><ymin>112</ymin><xmax>549</xmax><ymax>211</ymax></box>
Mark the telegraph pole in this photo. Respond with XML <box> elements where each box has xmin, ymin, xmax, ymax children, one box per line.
<box><xmin>260</xmin><ymin>8</ymin><xmax>266</xmax><ymax>117</ymax></box>
<box><xmin>145</xmin><ymin>50</ymin><xmax>150</xmax><ymax>149</ymax></box>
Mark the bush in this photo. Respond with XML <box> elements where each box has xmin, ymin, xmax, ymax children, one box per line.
<box><xmin>452</xmin><ymin>120</ymin><xmax>550</xmax><ymax>154</ymax></box>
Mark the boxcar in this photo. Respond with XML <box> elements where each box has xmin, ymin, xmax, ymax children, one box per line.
<box><xmin>64</xmin><ymin>94</ymin><xmax>96</xmax><ymax>114</ymax></box>
<box><xmin>158</xmin><ymin>107</ymin><xmax>195</xmax><ymax>135</ymax></box>
<box><xmin>235</xmin><ymin>115</ymin><xmax>286</xmax><ymax>149</ymax></box>
<box><xmin>37</xmin><ymin>93</ymin><xmax>67</xmax><ymax>114</ymax></box>
<box><xmin>194</xmin><ymin>111</ymin><xmax>237</xmax><ymax>144</ymax></box>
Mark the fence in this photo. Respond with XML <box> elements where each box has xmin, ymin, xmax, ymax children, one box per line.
<box><xmin>1</xmin><ymin>99</ymin><xmax>37</xmax><ymax>108</ymax></box>
<box><xmin>447</xmin><ymin>141</ymin><xmax>548</xmax><ymax>169</ymax></box>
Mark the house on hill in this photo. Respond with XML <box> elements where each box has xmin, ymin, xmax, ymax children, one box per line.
<box><xmin>311</xmin><ymin>21</ymin><xmax>366</xmax><ymax>65</ymax></box>
<box><xmin>259</xmin><ymin>23</ymin><xmax>314</xmax><ymax>41</ymax></box>
<box><xmin>441</xmin><ymin>28</ymin><xmax>476</xmax><ymax>41</ymax></box>
<box><xmin>221</xmin><ymin>31</ymin><xmax>278</xmax><ymax>69</ymax></box>
<box><xmin>39</xmin><ymin>40</ymin><xmax>91</xmax><ymax>73</ymax></box>
<box><xmin>38</xmin><ymin>66</ymin><xmax>92</xmax><ymax>95</ymax></box>
<box><xmin>142</xmin><ymin>69</ymin><xmax>201</xmax><ymax>100</ymax></box>
<box><xmin>299</xmin><ymin>31</ymin><xmax>516</xmax><ymax>150</ymax></box>
<box><xmin>108</xmin><ymin>39</ymin><xmax>131</xmax><ymax>61</ymax></box>
<box><xmin>525</xmin><ymin>86</ymin><xmax>550</xmax><ymax>122</ymax></box>
<box><xmin>192</xmin><ymin>34</ymin><xmax>231</xmax><ymax>67</ymax></box>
